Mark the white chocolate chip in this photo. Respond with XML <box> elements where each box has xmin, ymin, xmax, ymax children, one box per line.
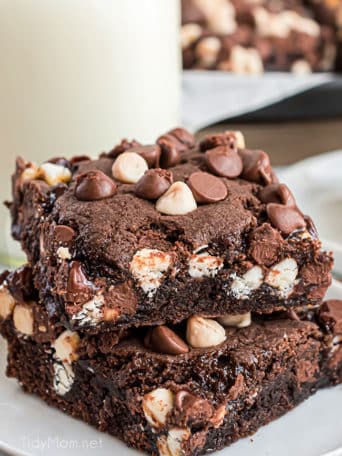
<box><xmin>21</xmin><ymin>163</ymin><xmax>39</xmax><ymax>184</ymax></box>
<box><xmin>0</xmin><ymin>286</ymin><xmax>16</xmax><ymax>320</ymax></box>
<box><xmin>254</xmin><ymin>7</ymin><xmax>320</xmax><ymax>38</ymax></box>
<box><xmin>156</xmin><ymin>182</ymin><xmax>197</xmax><ymax>216</ymax></box>
<box><xmin>157</xmin><ymin>428</ymin><xmax>190</xmax><ymax>456</ymax></box>
<box><xmin>57</xmin><ymin>246</ymin><xmax>72</xmax><ymax>260</ymax></box>
<box><xmin>38</xmin><ymin>163</ymin><xmax>72</xmax><ymax>186</ymax></box>
<box><xmin>186</xmin><ymin>316</ymin><xmax>226</xmax><ymax>348</ymax></box>
<box><xmin>194</xmin><ymin>0</ymin><xmax>236</xmax><ymax>34</ymax></box>
<box><xmin>188</xmin><ymin>253</ymin><xmax>223</xmax><ymax>278</ymax></box>
<box><xmin>53</xmin><ymin>362</ymin><xmax>75</xmax><ymax>396</ymax></box>
<box><xmin>195</xmin><ymin>37</ymin><xmax>221</xmax><ymax>68</ymax></box>
<box><xmin>218</xmin><ymin>312</ymin><xmax>251</xmax><ymax>328</ymax></box>
<box><xmin>52</xmin><ymin>330</ymin><xmax>80</xmax><ymax>363</ymax></box>
<box><xmin>13</xmin><ymin>304</ymin><xmax>34</xmax><ymax>335</ymax></box>
<box><xmin>231</xmin><ymin>266</ymin><xmax>264</xmax><ymax>299</ymax></box>
<box><xmin>181</xmin><ymin>23</ymin><xmax>202</xmax><ymax>49</ymax></box>
<box><xmin>229</xmin><ymin>46</ymin><xmax>263</xmax><ymax>74</ymax></box>
<box><xmin>231</xmin><ymin>130</ymin><xmax>245</xmax><ymax>149</ymax></box>
<box><xmin>143</xmin><ymin>388</ymin><xmax>174</xmax><ymax>428</ymax></box>
<box><xmin>265</xmin><ymin>258</ymin><xmax>298</xmax><ymax>298</ymax></box>
<box><xmin>130</xmin><ymin>249</ymin><xmax>172</xmax><ymax>296</ymax></box>
<box><xmin>112</xmin><ymin>152</ymin><xmax>148</xmax><ymax>184</ymax></box>
<box><xmin>71</xmin><ymin>295</ymin><xmax>104</xmax><ymax>326</ymax></box>
<box><xmin>291</xmin><ymin>60</ymin><xmax>312</xmax><ymax>75</ymax></box>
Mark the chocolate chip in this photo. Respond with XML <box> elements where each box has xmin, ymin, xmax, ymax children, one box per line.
<box><xmin>188</xmin><ymin>172</ymin><xmax>227</xmax><ymax>203</ymax></box>
<box><xmin>168</xmin><ymin>127</ymin><xmax>195</xmax><ymax>148</ymax></box>
<box><xmin>135</xmin><ymin>169</ymin><xmax>173</xmax><ymax>200</ymax></box>
<box><xmin>67</xmin><ymin>261</ymin><xmax>94</xmax><ymax>303</ymax></box>
<box><xmin>259</xmin><ymin>183</ymin><xmax>296</xmax><ymax>206</ymax></box>
<box><xmin>205</xmin><ymin>146</ymin><xmax>243</xmax><ymax>178</ymax></box>
<box><xmin>175</xmin><ymin>391</ymin><xmax>201</xmax><ymax>412</ymax></box>
<box><xmin>175</xmin><ymin>391</ymin><xmax>213</xmax><ymax>423</ymax></box>
<box><xmin>200</xmin><ymin>132</ymin><xmax>237</xmax><ymax>152</ymax></box>
<box><xmin>318</xmin><ymin>300</ymin><xmax>342</xmax><ymax>334</ymax></box>
<box><xmin>239</xmin><ymin>149</ymin><xmax>274</xmax><ymax>184</ymax></box>
<box><xmin>69</xmin><ymin>155</ymin><xmax>91</xmax><ymax>165</ymax></box>
<box><xmin>74</xmin><ymin>170</ymin><xmax>117</xmax><ymax>201</ymax></box>
<box><xmin>8</xmin><ymin>265</ymin><xmax>34</xmax><ymax>304</ymax></box>
<box><xmin>107</xmin><ymin>139</ymin><xmax>141</xmax><ymax>158</ymax></box>
<box><xmin>157</xmin><ymin>134</ymin><xmax>186</xmax><ymax>168</ymax></box>
<box><xmin>54</xmin><ymin>225</ymin><xmax>76</xmax><ymax>243</ymax></box>
<box><xmin>267</xmin><ymin>203</ymin><xmax>306</xmax><ymax>235</ymax></box>
<box><xmin>126</xmin><ymin>145</ymin><xmax>161</xmax><ymax>168</ymax></box>
<box><xmin>144</xmin><ymin>326</ymin><xmax>189</xmax><ymax>355</ymax></box>
<box><xmin>249</xmin><ymin>223</ymin><xmax>283</xmax><ymax>266</ymax></box>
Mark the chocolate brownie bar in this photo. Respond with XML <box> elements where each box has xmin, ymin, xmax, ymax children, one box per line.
<box><xmin>181</xmin><ymin>0</ymin><xmax>340</xmax><ymax>73</ymax></box>
<box><xmin>1</xmin><ymin>299</ymin><xmax>341</xmax><ymax>456</ymax></box>
<box><xmin>7</xmin><ymin>128</ymin><xmax>332</xmax><ymax>333</ymax></box>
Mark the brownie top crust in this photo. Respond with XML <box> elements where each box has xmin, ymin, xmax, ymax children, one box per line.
<box><xmin>8</xmin><ymin>128</ymin><xmax>332</xmax><ymax>331</ymax></box>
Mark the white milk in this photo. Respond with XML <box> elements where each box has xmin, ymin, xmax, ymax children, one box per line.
<box><xmin>0</xmin><ymin>0</ymin><xmax>181</xmax><ymax>263</ymax></box>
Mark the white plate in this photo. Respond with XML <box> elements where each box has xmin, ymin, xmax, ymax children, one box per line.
<box><xmin>1</xmin><ymin>280</ymin><xmax>342</xmax><ymax>456</ymax></box>
<box><xmin>279</xmin><ymin>150</ymin><xmax>342</xmax><ymax>275</ymax></box>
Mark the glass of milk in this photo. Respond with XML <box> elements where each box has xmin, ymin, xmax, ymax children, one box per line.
<box><xmin>0</xmin><ymin>0</ymin><xmax>181</xmax><ymax>265</ymax></box>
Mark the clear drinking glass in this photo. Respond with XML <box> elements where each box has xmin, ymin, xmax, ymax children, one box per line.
<box><xmin>0</xmin><ymin>0</ymin><xmax>181</xmax><ymax>266</ymax></box>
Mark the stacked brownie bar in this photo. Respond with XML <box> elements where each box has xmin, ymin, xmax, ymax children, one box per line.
<box><xmin>181</xmin><ymin>0</ymin><xmax>342</xmax><ymax>73</ymax></box>
<box><xmin>1</xmin><ymin>127</ymin><xmax>341</xmax><ymax>455</ymax></box>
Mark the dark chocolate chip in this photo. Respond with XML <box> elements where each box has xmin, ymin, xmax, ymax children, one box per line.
<box><xmin>188</xmin><ymin>171</ymin><xmax>227</xmax><ymax>203</ymax></box>
<box><xmin>168</xmin><ymin>127</ymin><xmax>195</xmax><ymax>147</ymax></box>
<box><xmin>259</xmin><ymin>183</ymin><xmax>296</xmax><ymax>206</ymax></box>
<box><xmin>74</xmin><ymin>170</ymin><xmax>117</xmax><ymax>201</ymax></box>
<box><xmin>200</xmin><ymin>132</ymin><xmax>237</xmax><ymax>152</ymax></box>
<box><xmin>205</xmin><ymin>146</ymin><xmax>243</xmax><ymax>178</ymax></box>
<box><xmin>135</xmin><ymin>169</ymin><xmax>173</xmax><ymax>200</ymax></box>
<box><xmin>267</xmin><ymin>203</ymin><xmax>306</xmax><ymax>235</ymax></box>
<box><xmin>107</xmin><ymin>139</ymin><xmax>141</xmax><ymax>158</ymax></box>
<box><xmin>144</xmin><ymin>326</ymin><xmax>189</xmax><ymax>355</ymax></box>
<box><xmin>67</xmin><ymin>261</ymin><xmax>94</xmax><ymax>303</ymax></box>
<box><xmin>318</xmin><ymin>300</ymin><xmax>342</xmax><ymax>334</ymax></box>
<box><xmin>8</xmin><ymin>265</ymin><xmax>34</xmax><ymax>304</ymax></box>
<box><xmin>54</xmin><ymin>225</ymin><xmax>76</xmax><ymax>243</ymax></box>
<box><xmin>248</xmin><ymin>223</ymin><xmax>283</xmax><ymax>266</ymax></box>
<box><xmin>126</xmin><ymin>145</ymin><xmax>161</xmax><ymax>168</ymax></box>
<box><xmin>239</xmin><ymin>149</ymin><xmax>273</xmax><ymax>184</ymax></box>
<box><xmin>157</xmin><ymin>134</ymin><xmax>186</xmax><ymax>168</ymax></box>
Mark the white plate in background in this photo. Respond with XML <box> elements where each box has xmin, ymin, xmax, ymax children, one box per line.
<box><xmin>1</xmin><ymin>280</ymin><xmax>342</xmax><ymax>456</ymax></box>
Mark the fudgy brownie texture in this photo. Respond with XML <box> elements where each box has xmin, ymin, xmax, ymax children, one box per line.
<box><xmin>7</xmin><ymin>128</ymin><xmax>332</xmax><ymax>334</ymax></box>
<box><xmin>1</xmin><ymin>306</ymin><xmax>342</xmax><ymax>456</ymax></box>
<box><xmin>181</xmin><ymin>0</ymin><xmax>342</xmax><ymax>73</ymax></box>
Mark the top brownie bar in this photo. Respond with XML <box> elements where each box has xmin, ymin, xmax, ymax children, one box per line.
<box><xmin>8</xmin><ymin>128</ymin><xmax>332</xmax><ymax>333</ymax></box>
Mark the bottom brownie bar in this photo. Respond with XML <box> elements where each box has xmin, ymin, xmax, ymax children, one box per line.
<box><xmin>1</xmin><ymin>309</ymin><xmax>342</xmax><ymax>456</ymax></box>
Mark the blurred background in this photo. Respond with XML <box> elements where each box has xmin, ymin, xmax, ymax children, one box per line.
<box><xmin>0</xmin><ymin>0</ymin><xmax>341</xmax><ymax>266</ymax></box>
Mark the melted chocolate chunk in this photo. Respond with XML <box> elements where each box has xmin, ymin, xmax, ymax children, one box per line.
<box><xmin>67</xmin><ymin>261</ymin><xmax>94</xmax><ymax>304</ymax></box>
<box><xmin>54</xmin><ymin>225</ymin><xmax>75</xmax><ymax>243</ymax></box>
<box><xmin>144</xmin><ymin>326</ymin><xmax>189</xmax><ymax>355</ymax></box>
